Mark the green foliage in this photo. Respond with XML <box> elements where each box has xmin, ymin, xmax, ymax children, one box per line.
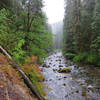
<box><xmin>65</xmin><ymin>53</ymin><xmax>76</xmax><ymax>59</ymax></box>
<box><xmin>31</xmin><ymin>46</ymin><xmax>47</xmax><ymax>64</ymax></box>
<box><xmin>12</xmin><ymin>39</ymin><xmax>26</xmax><ymax>64</ymax></box>
<box><xmin>73</xmin><ymin>52</ymin><xmax>100</xmax><ymax>66</ymax></box>
<box><xmin>0</xmin><ymin>2</ymin><xmax>53</xmax><ymax>64</ymax></box>
<box><xmin>73</xmin><ymin>52</ymin><xmax>88</xmax><ymax>63</ymax></box>
<box><xmin>29</xmin><ymin>71</ymin><xmax>45</xmax><ymax>96</ymax></box>
<box><xmin>91</xmin><ymin>36</ymin><xmax>100</xmax><ymax>55</ymax></box>
<box><xmin>63</xmin><ymin>0</ymin><xmax>100</xmax><ymax>66</ymax></box>
<box><xmin>0</xmin><ymin>0</ymin><xmax>53</xmax><ymax>97</ymax></box>
<box><xmin>86</xmin><ymin>54</ymin><xmax>99</xmax><ymax>65</ymax></box>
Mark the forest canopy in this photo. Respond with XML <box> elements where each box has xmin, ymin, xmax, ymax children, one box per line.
<box><xmin>0</xmin><ymin>0</ymin><xmax>53</xmax><ymax>64</ymax></box>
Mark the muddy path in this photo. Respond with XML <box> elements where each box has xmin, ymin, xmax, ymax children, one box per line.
<box><xmin>41</xmin><ymin>52</ymin><xmax>100</xmax><ymax>100</ymax></box>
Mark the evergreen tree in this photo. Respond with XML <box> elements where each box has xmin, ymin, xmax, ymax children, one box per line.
<box><xmin>63</xmin><ymin>0</ymin><xmax>100</xmax><ymax>66</ymax></box>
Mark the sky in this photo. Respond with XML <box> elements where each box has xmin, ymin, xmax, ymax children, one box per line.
<box><xmin>43</xmin><ymin>0</ymin><xmax>64</xmax><ymax>24</ymax></box>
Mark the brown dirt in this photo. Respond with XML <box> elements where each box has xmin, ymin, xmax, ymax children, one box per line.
<box><xmin>0</xmin><ymin>55</ymin><xmax>38</xmax><ymax>100</ymax></box>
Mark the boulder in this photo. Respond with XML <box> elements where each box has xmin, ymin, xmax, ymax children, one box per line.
<box><xmin>59</xmin><ymin>65</ymin><xmax>63</xmax><ymax>67</ymax></box>
<box><xmin>58</xmin><ymin>68</ymin><xmax>72</xmax><ymax>73</ymax></box>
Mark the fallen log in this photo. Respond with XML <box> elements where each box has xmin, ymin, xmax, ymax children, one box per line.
<box><xmin>0</xmin><ymin>46</ymin><xmax>45</xmax><ymax>100</ymax></box>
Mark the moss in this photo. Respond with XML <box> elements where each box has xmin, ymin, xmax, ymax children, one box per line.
<box><xmin>58</xmin><ymin>68</ymin><xmax>72</xmax><ymax>73</ymax></box>
<box><xmin>82</xmin><ymin>90</ymin><xmax>87</xmax><ymax>96</ymax></box>
<box><xmin>59</xmin><ymin>65</ymin><xmax>63</xmax><ymax>67</ymax></box>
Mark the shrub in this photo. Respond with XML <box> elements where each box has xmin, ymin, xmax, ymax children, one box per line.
<box><xmin>86</xmin><ymin>54</ymin><xmax>99</xmax><ymax>66</ymax></box>
<box><xmin>65</xmin><ymin>53</ymin><xmax>76</xmax><ymax>59</ymax></box>
<box><xmin>73</xmin><ymin>52</ymin><xmax>88</xmax><ymax>63</ymax></box>
<box><xmin>73</xmin><ymin>52</ymin><xmax>100</xmax><ymax>66</ymax></box>
<box><xmin>12</xmin><ymin>39</ymin><xmax>26</xmax><ymax>64</ymax></box>
<box><xmin>31</xmin><ymin>46</ymin><xmax>47</xmax><ymax>64</ymax></box>
<box><xmin>22</xmin><ymin>57</ymin><xmax>46</xmax><ymax>97</ymax></box>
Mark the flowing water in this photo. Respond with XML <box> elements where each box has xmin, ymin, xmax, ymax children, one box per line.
<box><xmin>41</xmin><ymin>52</ymin><xmax>100</xmax><ymax>100</ymax></box>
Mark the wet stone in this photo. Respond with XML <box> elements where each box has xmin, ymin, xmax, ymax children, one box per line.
<box><xmin>71</xmin><ymin>92</ymin><xmax>74</xmax><ymax>94</ymax></box>
<box><xmin>58</xmin><ymin>59</ymin><xmax>61</xmax><ymax>61</ymax></box>
<box><xmin>65</xmin><ymin>94</ymin><xmax>68</xmax><ymax>98</ymax></box>
<box><xmin>48</xmin><ymin>65</ymin><xmax>50</xmax><ymax>68</ymax></box>
<box><xmin>42</xmin><ymin>63</ymin><xmax>48</xmax><ymax>68</ymax></box>
<box><xmin>64</xmin><ymin>76</ymin><xmax>67</xmax><ymax>79</ymax></box>
<box><xmin>63</xmin><ymin>83</ymin><xmax>67</xmax><ymax>86</ymax></box>
<box><xmin>58</xmin><ymin>78</ymin><xmax>61</xmax><ymax>80</ymax></box>
<box><xmin>76</xmin><ymin>90</ymin><xmax>79</xmax><ymax>93</ymax></box>
<box><xmin>42</xmin><ymin>52</ymin><xmax>100</xmax><ymax>100</ymax></box>
<box><xmin>49</xmin><ymin>79</ymin><xmax>52</xmax><ymax>81</ymax></box>
<box><xmin>53</xmin><ymin>69</ymin><xmax>56</xmax><ymax>72</ymax></box>
<box><xmin>59</xmin><ymin>65</ymin><xmax>63</xmax><ymax>67</ymax></box>
<box><xmin>58</xmin><ymin>68</ymin><xmax>72</xmax><ymax>73</ymax></box>
<box><xmin>82</xmin><ymin>90</ymin><xmax>87</xmax><ymax>96</ymax></box>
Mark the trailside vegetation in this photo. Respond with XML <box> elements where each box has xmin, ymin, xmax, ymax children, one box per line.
<box><xmin>0</xmin><ymin>0</ymin><xmax>53</xmax><ymax>64</ymax></box>
<box><xmin>0</xmin><ymin>0</ymin><xmax>53</xmax><ymax>98</ymax></box>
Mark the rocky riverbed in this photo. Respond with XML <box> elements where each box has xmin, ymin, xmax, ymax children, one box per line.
<box><xmin>41</xmin><ymin>52</ymin><xmax>100</xmax><ymax>100</ymax></box>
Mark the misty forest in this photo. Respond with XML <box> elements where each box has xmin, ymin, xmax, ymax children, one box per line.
<box><xmin>0</xmin><ymin>0</ymin><xmax>100</xmax><ymax>100</ymax></box>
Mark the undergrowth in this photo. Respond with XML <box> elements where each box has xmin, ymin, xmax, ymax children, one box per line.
<box><xmin>73</xmin><ymin>52</ymin><xmax>100</xmax><ymax>66</ymax></box>
<box><xmin>65</xmin><ymin>53</ymin><xmax>76</xmax><ymax>59</ymax></box>
<box><xmin>22</xmin><ymin>56</ymin><xmax>46</xmax><ymax>97</ymax></box>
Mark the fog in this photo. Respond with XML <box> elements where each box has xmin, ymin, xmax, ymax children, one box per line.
<box><xmin>51</xmin><ymin>21</ymin><xmax>63</xmax><ymax>49</ymax></box>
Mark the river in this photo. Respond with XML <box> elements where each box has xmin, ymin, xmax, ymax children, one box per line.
<box><xmin>41</xmin><ymin>52</ymin><xmax>100</xmax><ymax>100</ymax></box>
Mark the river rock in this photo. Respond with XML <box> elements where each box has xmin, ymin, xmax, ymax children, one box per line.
<box><xmin>63</xmin><ymin>83</ymin><xmax>66</xmax><ymax>86</ymax></box>
<box><xmin>82</xmin><ymin>90</ymin><xmax>87</xmax><ymax>96</ymax></box>
<box><xmin>87</xmin><ymin>85</ymin><xmax>93</xmax><ymax>89</ymax></box>
<box><xmin>58</xmin><ymin>68</ymin><xmax>72</xmax><ymax>73</ymax></box>
<box><xmin>59</xmin><ymin>65</ymin><xmax>63</xmax><ymax>67</ymax></box>
<box><xmin>42</xmin><ymin>63</ymin><xmax>47</xmax><ymax>67</ymax></box>
<box><xmin>43</xmin><ymin>63</ymin><xmax>50</xmax><ymax>68</ymax></box>
<box><xmin>58</xmin><ymin>59</ymin><xmax>61</xmax><ymax>61</ymax></box>
<box><xmin>53</xmin><ymin>69</ymin><xmax>56</xmax><ymax>72</ymax></box>
<box><xmin>64</xmin><ymin>76</ymin><xmax>67</xmax><ymax>79</ymax></box>
<box><xmin>58</xmin><ymin>78</ymin><xmax>61</xmax><ymax>80</ymax></box>
<box><xmin>49</xmin><ymin>63</ymin><xmax>52</xmax><ymax>65</ymax></box>
<box><xmin>49</xmin><ymin>79</ymin><xmax>52</xmax><ymax>81</ymax></box>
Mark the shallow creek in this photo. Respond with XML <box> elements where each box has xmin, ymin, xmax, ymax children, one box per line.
<box><xmin>41</xmin><ymin>52</ymin><xmax>100</xmax><ymax>100</ymax></box>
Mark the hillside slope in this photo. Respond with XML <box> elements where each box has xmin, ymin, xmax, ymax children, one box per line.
<box><xmin>0</xmin><ymin>55</ymin><xmax>38</xmax><ymax>100</ymax></box>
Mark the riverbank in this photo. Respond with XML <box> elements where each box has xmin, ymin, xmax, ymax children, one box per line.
<box><xmin>65</xmin><ymin>52</ymin><xmax>100</xmax><ymax>67</ymax></box>
<box><xmin>0</xmin><ymin>55</ymin><xmax>38</xmax><ymax>100</ymax></box>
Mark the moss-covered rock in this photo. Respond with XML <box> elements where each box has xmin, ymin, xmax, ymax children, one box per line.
<box><xmin>58</xmin><ymin>68</ymin><xmax>72</xmax><ymax>73</ymax></box>
<box><xmin>59</xmin><ymin>65</ymin><xmax>63</xmax><ymax>67</ymax></box>
<box><xmin>82</xmin><ymin>90</ymin><xmax>87</xmax><ymax>96</ymax></box>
